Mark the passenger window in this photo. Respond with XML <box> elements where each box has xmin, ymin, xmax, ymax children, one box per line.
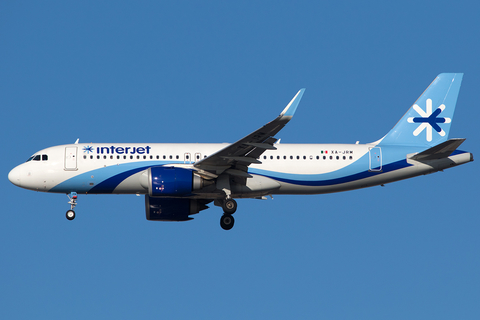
<box><xmin>270</xmin><ymin>156</ymin><xmax>273</xmax><ymax>160</ymax></box>
<box><xmin>83</xmin><ymin>155</ymin><xmax>87</xmax><ymax>159</ymax></box>
<box><xmin>176</xmin><ymin>155</ymin><xmax>179</xmax><ymax>160</ymax></box>
<box><xmin>264</xmin><ymin>156</ymin><xmax>267</xmax><ymax>159</ymax></box>
<box><xmin>97</xmin><ymin>155</ymin><xmax>100</xmax><ymax>159</ymax></box>
<box><xmin>90</xmin><ymin>155</ymin><xmax>93</xmax><ymax>159</ymax></box>
<box><xmin>42</xmin><ymin>154</ymin><xmax>48</xmax><ymax>161</ymax></box>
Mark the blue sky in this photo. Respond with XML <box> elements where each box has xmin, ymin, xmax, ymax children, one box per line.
<box><xmin>1</xmin><ymin>1</ymin><xmax>479</xmax><ymax>319</ymax></box>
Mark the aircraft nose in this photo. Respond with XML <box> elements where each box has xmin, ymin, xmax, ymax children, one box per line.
<box><xmin>8</xmin><ymin>166</ymin><xmax>21</xmax><ymax>187</ymax></box>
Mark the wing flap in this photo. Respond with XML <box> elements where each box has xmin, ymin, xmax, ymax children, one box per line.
<box><xmin>244</xmin><ymin>142</ymin><xmax>277</xmax><ymax>150</ymax></box>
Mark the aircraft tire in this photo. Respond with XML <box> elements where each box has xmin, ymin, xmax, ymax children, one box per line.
<box><xmin>223</xmin><ymin>199</ymin><xmax>237</xmax><ymax>215</ymax></box>
<box><xmin>220</xmin><ymin>214</ymin><xmax>235</xmax><ymax>230</ymax></box>
<box><xmin>66</xmin><ymin>210</ymin><xmax>76</xmax><ymax>221</ymax></box>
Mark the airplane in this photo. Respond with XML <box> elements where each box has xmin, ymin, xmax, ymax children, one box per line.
<box><xmin>8</xmin><ymin>73</ymin><xmax>473</xmax><ymax>230</ymax></box>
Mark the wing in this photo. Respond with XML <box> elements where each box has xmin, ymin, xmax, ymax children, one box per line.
<box><xmin>194</xmin><ymin>89</ymin><xmax>305</xmax><ymax>177</ymax></box>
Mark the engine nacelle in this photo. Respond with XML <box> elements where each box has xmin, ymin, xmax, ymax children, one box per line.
<box><xmin>140</xmin><ymin>167</ymin><xmax>208</xmax><ymax>196</ymax></box>
<box><xmin>145</xmin><ymin>197</ymin><xmax>210</xmax><ymax>221</ymax></box>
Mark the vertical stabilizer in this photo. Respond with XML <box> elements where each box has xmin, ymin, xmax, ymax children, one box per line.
<box><xmin>378</xmin><ymin>73</ymin><xmax>463</xmax><ymax>147</ymax></box>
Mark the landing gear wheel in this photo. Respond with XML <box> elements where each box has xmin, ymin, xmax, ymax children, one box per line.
<box><xmin>66</xmin><ymin>210</ymin><xmax>76</xmax><ymax>221</ymax></box>
<box><xmin>220</xmin><ymin>214</ymin><xmax>235</xmax><ymax>230</ymax></box>
<box><xmin>66</xmin><ymin>192</ymin><xmax>78</xmax><ymax>220</ymax></box>
<box><xmin>222</xmin><ymin>199</ymin><xmax>237</xmax><ymax>215</ymax></box>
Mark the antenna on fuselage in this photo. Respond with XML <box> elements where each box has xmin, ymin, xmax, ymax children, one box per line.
<box><xmin>74</xmin><ymin>139</ymin><xmax>79</xmax><ymax>144</ymax></box>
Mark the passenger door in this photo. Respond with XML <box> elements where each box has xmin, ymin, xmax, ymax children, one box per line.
<box><xmin>65</xmin><ymin>147</ymin><xmax>78</xmax><ymax>170</ymax></box>
<box><xmin>369</xmin><ymin>147</ymin><xmax>382</xmax><ymax>172</ymax></box>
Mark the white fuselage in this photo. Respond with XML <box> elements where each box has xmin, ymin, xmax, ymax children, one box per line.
<box><xmin>8</xmin><ymin>142</ymin><xmax>473</xmax><ymax>199</ymax></box>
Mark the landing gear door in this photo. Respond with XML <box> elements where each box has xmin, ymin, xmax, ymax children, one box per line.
<box><xmin>65</xmin><ymin>147</ymin><xmax>78</xmax><ymax>171</ymax></box>
<box><xmin>369</xmin><ymin>147</ymin><xmax>382</xmax><ymax>172</ymax></box>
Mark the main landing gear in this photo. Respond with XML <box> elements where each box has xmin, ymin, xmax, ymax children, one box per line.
<box><xmin>220</xmin><ymin>198</ymin><xmax>237</xmax><ymax>231</ymax></box>
<box><xmin>66</xmin><ymin>192</ymin><xmax>77</xmax><ymax>220</ymax></box>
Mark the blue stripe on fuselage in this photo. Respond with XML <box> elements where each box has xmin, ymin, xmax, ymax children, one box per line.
<box><xmin>88</xmin><ymin>166</ymin><xmax>149</xmax><ymax>193</ymax></box>
<box><xmin>50</xmin><ymin>161</ymin><xmax>179</xmax><ymax>193</ymax></box>
<box><xmin>250</xmin><ymin>159</ymin><xmax>410</xmax><ymax>186</ymax></box>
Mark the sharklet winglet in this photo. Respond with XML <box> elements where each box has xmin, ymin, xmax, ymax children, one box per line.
<box><xmin>279</xmin><ymin>88</ymin><xmax>305</xmax><ymax>119</ymax></box>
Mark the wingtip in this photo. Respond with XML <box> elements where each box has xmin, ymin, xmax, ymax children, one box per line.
<box><xmin>280</xmin><ymin>88</ymin><xmax>305</xmax><ymax>118</ymax></box>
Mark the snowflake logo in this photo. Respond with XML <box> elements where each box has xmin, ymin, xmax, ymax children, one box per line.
<box><xmin>83</xmin><ymin>146</ymin><xmax>94</xmax><ymax>154</ymax></box>
<box><xmin>407</xmin><ymin>99</ymin><xmax>451</xmax><ymax>142</ymax></box>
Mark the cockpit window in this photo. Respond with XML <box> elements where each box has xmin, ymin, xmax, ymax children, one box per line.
<box><xmin>26</xmin><ymin>154</ymin><xmax>48</xmax><ymax>162</ymax></box>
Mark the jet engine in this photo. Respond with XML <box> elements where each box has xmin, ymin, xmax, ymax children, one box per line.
<box><xmin>140</xmin><ymin>166</ymin><xmax>210</xmax><ymax>196</ymax></box>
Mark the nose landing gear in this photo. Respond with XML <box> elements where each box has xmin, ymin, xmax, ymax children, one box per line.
<box><xmin>66</xmin><ymin>192</ymin><xmax>77</xmax><ymax>220</ymax></box>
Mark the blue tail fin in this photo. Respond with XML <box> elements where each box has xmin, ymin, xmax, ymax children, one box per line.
<box><xmin>378</xmin><ymin>73</ymin><xmax>463</xmax><ymax>147</ymax></box>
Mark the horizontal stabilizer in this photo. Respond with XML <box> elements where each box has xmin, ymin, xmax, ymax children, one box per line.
<box><xmin>409</xmin><ymin>138</ymin><xmax>466</xmax><ymax>161</ymax></box>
